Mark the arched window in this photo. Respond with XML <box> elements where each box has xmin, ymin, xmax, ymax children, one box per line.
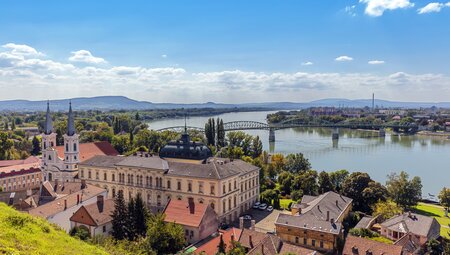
<box><xmin>223</xmin><ymin>200</ymin><xmax>226</xmax><ymax>213</ymax></box>
<box><xmin>229</xmin><ymin>182</ymin><xmax>231</xmax><ymax>192</ymax></box>
<box><xmin>66</xmin><ymin>143</ymin><xmax>69</xmax><ymax>151</ymax></box>
<box><xmin>210</xmin><ymin>202</ymin><xmax>215</xmax><ymax>210</ymax></box>
<box><xmin>188</xmin><ymin>183</ymin><xmax>192</xmax><ymax>192</ymax></box>
<box><xmin>112</xmin><ymin>188</ymin><xmax>116</xmax><ymax>198</ymax></box>
<box><xmin>48</xmin><ymin>155</ymin><xmax>52</xmax><ymax>160</ymax></box>
<box><xmin>234</xmin><ymin>196</ymin><xmax>237</xmax><ymax>207</ymax></box>
<box><xmin>88</xmin><ymin>170</ymin><xmax>91</xmax><ymax>179</ymax></box>
<box><xmin>167</xmin><ymin>180</ymin><xmax>171</xmax><ymax>189</ymax></box>
<box><xmin>73</xmin><ymin>143</ymin><xmax>77</xmax><ymax>152</ymax></box>
<box><xmin>150</xmin><ymin>177</ymin><xmax>153</xmax><ymax>187</ymax></box>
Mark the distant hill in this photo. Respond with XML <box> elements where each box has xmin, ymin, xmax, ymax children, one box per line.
<box><xmin>0</xmin><ymin>96</ymin><xmax>449</xmax><ymax>112</ymax></box>
<box><xmin>0</xmin><ymin>202</ymin><xmax>108</xmax><ymax>255</ymax></box>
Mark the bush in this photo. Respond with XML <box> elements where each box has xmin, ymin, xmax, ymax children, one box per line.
<box><xmin>349</xmin><ymin>228</ymin><xmax>380</xmax><ymax>238</ymax></box>
<box><xmin>69</xmin><ymin>226</ymin><xmax>90</xmax><ymax>241</ymax></box>
<box><xmin>291</xmin><ymin>190</ymin><xmax>303</xmax><ymax>202</ymax></box>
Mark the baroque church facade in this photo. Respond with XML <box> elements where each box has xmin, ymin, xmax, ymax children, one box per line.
<box><xmin>41</xmin><ymin>102</ymin><xmax>80</xmax><ymax>183</ymax></box>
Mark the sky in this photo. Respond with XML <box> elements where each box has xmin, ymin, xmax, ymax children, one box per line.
<box><xmin>0</xmin><ymin>0</ymin><xmax>449</xmax><ymax>103</ymax></box>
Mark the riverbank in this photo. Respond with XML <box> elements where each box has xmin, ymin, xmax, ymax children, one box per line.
<box><xmin>417</xmin><ymin>131</ymin><xmax>450</xmax><ymax>139</ymax></box>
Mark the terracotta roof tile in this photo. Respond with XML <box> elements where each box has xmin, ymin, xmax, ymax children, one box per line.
<box><xmin>193</xmin><ymin>228</ymin><xmax>242</xmax><ymax>255</ymax></box>
<box><xmin>55</xmin><ymin>141</ymin><xmax>118</xmax><ymax>162</ymax></box>
<box><xmin>70</xmin><ymin>199</ymin><xmax>114</xmax><ymax>226</ymax></box>
<box><xmin>343</xmin><ymin>236</ymin><xmax>403</xmax><ymax>255</ymax></box>
<box><xmin>163</xmin><ymin>199</ymin><xmax>209</xmax><ymax>228</ymax></box>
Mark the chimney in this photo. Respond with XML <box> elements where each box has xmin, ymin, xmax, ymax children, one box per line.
<box><xmin>64</xmin><ymin>199</ymin><xmax>67</xmax><ymax>210</ymax></box>
<box><xmin>239</xmin><ymin>217</ymin><xmax>244</xmax><ymax>229</ymax></box>
<box><xmin>326</xmin><ymin>211</ymin><xmax>330</xmax><ymax>222</ymax></box>
<box><xmin>261</xmin><ymin>244</ymin><xmax>264</xmax><ymax>255</ymax></box>
<box><xmin>231</xmin><ymin>234</ymin><xmax>234</xmax><ymax>243</ymax></box>
<box><xmin>54</xmin><ymin>179</ymin><xmax>59</xmax><ymax>192</ymax></box>
<box><xmin>97</xmin><ymin>195</ymin><xmax>104</xmax><ymax>213</ymax></box>
<box><xmin>188</xmin><ymin>197</ymin><xmax>195</xmax><ymax>214</ymax></box>
<box><xmin>81</xmin><ymin>179</ymin><xmax>86</xmax><ymax>189</ymax></box>
<box><xmin>249</xmin><ymin>235</ymin><xmax>253</xmax><ymax>248</ymax></box>
<box><xmin>77</xmin><ymin>194</ymin><xmax>80</xmax><ymax>204</ymax></box>
<box><xmin>251</xmin><ymin>220</ymin><xmax>256</xmax><ymax>231</ymax></box>
<box><xmin>336</xmin><ymin>200</ymin><xmax>338</xmax><ymax>207</ymax></box>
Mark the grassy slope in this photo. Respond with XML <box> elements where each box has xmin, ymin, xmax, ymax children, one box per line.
<box><xmin>0</xmin><ymin>202</ymin><xmax>109</xmax><ymax>255</ymax></box>
<box><xmin>413</xmin><ymin>202</ymin><xmax>450</xmax><ymax>238</ymax></box>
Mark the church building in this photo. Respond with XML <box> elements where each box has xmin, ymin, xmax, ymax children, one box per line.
<box><xmin>41</xmin><ymin>102</ymin><xmax>118</xmax><ymax>183</ymax></box>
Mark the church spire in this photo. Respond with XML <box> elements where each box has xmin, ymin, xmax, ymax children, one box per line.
<box><xmin>184</xmin><ymin>113</ymin><xmax>187</xmax><ymax>134</ymax></box>
<box><xmin>44</xmin><ymin>100</ymin><xmax>53</xmax><ymax>135</ymax></box>
<box><xmin>67</xmin><ymin>101</ymin><xmax>75</xmax><ymax>136</ymax></box>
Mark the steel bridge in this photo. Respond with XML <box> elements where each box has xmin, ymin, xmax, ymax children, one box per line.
<box><xmin>156</xmin><ymin>119</ymin><xmax>418</xmax><ymax>142</ymax></box>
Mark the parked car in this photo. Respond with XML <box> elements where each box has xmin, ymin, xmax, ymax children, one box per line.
<box><xmin>258</xmin><ymin>203</ymin><xmax>268</xmax><ymax>210</ymax></box>
<box><xmin>243</xmin><ymin>215</ymin><xmax>252</xmax><ymax>220</ymax></box>
<box><xmin>219</xmin><ymin>222</ymin><xmax>230</xmax><ymax>230</ymax></box>
<box><xmin>266</xmin><ymin>206</ymin><xmax>274</xmax><ymax>212</ymax></box>
<box><xmin>253</xmin><ymin>201</ymin><xmax>261</xmax><ymax>209</ymax></box>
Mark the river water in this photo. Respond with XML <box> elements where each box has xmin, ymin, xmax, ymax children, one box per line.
<box><xmin>148</xmin><ymin>111</ymin><xmax>450</xmax><ymax>196</ymax></box>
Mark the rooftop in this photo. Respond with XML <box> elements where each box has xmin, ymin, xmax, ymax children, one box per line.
<box><xmin>343</xmin><ymin>235</ymin><xmax>403</xmax><ymax>255</ymax></box>
<box><xmin>163</xmin><ymin>199</ymin><xmax>214</xmax><ymax>228</ymax></box>
<box><xmin>55</xmin><ymin>141</ymin><xmax>119</xmax><ymax>162</ymax></box>
<box><xmin>381</xmin><ymin>212</ymin><xmax>441</xmax><ymax>240</ymax></box>
<box><xmin>70</xmin><ymin>198</ymin><xmax>114</xmax><ymax>227</ymax></box>
<box><xmin>159</xmin><ymin>132</ymin><xmax>212</xmax><ymax>160</ymax></box>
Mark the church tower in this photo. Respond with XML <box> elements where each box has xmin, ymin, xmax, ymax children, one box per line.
<box><xmin>41</xmin><ymin>101</ymin><xmax>57</xmax><ymax>179</ymax></box>
<box><xmin>63</xmin><ymin>102</ymin><xmax>80</xmax><ymax>172</ymax></box>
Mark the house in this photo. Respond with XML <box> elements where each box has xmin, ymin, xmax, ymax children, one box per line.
<box><xmin>394</xmin><ymin>232</ymin><xmax>423</xmax><ymax>255</ymax></box>
<box><xmin>240</xmin><ymin>229</ymin><xmax>321</xmax><ymax>255</ymax></box>
<box><xmin>29</xmin><ymin>184</ymin><xmax>107</xmax><ymax>232</ymax></box>
<box><xmin>163</xmin><ymin>198</ymin><xmax>219</xmax><ymax>244</ymax></box>
<box><xmin>343</xmin><ymin>235</ymin><xmax>403</xmax><ymax>255</ymax></box>
<box><xmin>275</xmin><ymin>191</ymin><xmax>352</xmax><ymax>253</ymax></box>
<box><xmin>0</xmin><ymin>156</ymin><xmax>42</xmax><ymax>192</ymax></box>
<box><xmin>69</xmin><ymin>195</ymin><xmax>114</xmax><ymax>237</ymax></box>
<box><xmin>380</xmin><ymin>212</ymin><xmax>440</xmax><ymax>244</ymax></box>
<box><xmin>188</xmin><ymin>228</ymin><xmax>243</xmax><ymax>255</ymax></box>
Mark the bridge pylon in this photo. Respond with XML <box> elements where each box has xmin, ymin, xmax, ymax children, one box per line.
<box><xmin>269</xmin><ymin>128</ymin><xmax>275</xmax><ymax>142</ymax></box>
<box><xmin>332</xmin><ymin>128</ymin><xmax>339</xmax><ymax>140</ymax></box>
<box><xmin>379</xmin><ymin>128</ymin><xmax>386</xmax><ymax>137</ymax></box>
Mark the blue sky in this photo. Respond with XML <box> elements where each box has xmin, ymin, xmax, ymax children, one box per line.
<box><xmin>0</xmin><ymin>0</ymin><xmax>449</xmax><ymax>103</ymax></box>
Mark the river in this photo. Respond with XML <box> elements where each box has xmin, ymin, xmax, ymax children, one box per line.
<box><xmin>148</xmin><ymin>111</ymin><xmax>450</xmax><ymax>196</ymax></box>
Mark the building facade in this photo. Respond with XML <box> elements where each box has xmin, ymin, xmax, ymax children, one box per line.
<box><xmin>79</xmin><ymin>155</ymin><xmax>260</xmax><ymax>223</ymax></box>
<box><xmin>41</xmin><ymin>102</ymin><xmax>80</xmax><ymax>183</ymax></box>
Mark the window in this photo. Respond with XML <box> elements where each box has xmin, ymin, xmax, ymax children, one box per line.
<box><xmin>210</xmin><ymin>185</ymin><xmax>215</xmax><ymax>195</ymax></box>
<box><xmin>167</xmin><ymin>180</ymin><xmax>171</xmax><ymax>189</ymax></box>
<box><xmin>312</xmin><ymin>240</ymin><xmax>316</xmax><ymax>247</ymax></box>
<box><xmin>234</xmin><ymin>196</ymin><xmax>237</xmax><ymax>207</ymax></box>
<box><xmin>73</xmin><ymin>143</ymin><xmax>77</xmax><ymax>151</ymax></box>
<box><xmin>177</xmin><ymin>181</ymin><xmax>181</xmax><ymax>190</ymax></box>
<box><xmin>211</xmin><ymin>203</ymin><xmax>215</xmax><ymax>210</ymax></box>
<box><xmin>188</xmin><ymin>182</ymin><xmax>192</xmax><ymax>192</ymax></box>
<box><xmin>88</xmin><ymin>170</ymin><xmax>91</xmax><ymax>179</ymax></box>
<box><xmin>80</xmin><ymin>170</ymin><xmax>84</xmax><ymax>178</ymax></box>
<box><xmin>234</xmin><ymin>180</ymin><xmax>236</xmax><ymax>189</ymax></box>
<box><xmin>223</xmin><ymin>200</ymin><xmax>226</xmax><ymax>213</ymax></box>
<box><xmin>104</xmin><ymin>173</ymin><xmax>107</xmax><ymax>181</ymax></box>
<box><xmin>223</xmin><ymin>185</ymin><xmax>226</xmax><ymax>194</ymax></box>
<box><xmin>320</xmin><ymin>241</ymin><xmax>324</xmax><ymax>248</ymax></box>
<box><xmin>112</xmin><ymin>188</ymin><xmax>116</xmax><ymax>198</ymax></box>
<box><xmin>103</xmin><ymin>225</ymin><xmax>106</xmax><ymax>232</ymax></box>
<box><xmin>112</xmin><ymin>174</ymin><xmax>115</xmax><ymax>182</ymax></box>
<box><xmin>303</xmin><ymin>238</ymin><xmax>307</xmax><ymax>245</ymax></box>
<box><xmin>66</xmin><ymin>143</ymin><xmax>69</xmax><ymax>151</ymax></box>
<box><xmin>199</xmin><ymin>183</ymin><xmax>203</xmax><ymax>194</ymax></box>
<box><xmin>295</xmin><ymin>237</ymin><xmax>299</xmax><ymax>244</ymax></box>
<box><xmin>96</xmin><ymin>172</ymin><xmax>99</xmax><ymax>180</ymax></box>
<box><xmin>228</xmin><ymin>182</ymin><xmax>231</xmax><ymax>192</ymax></box>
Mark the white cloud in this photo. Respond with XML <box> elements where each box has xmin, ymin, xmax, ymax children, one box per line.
<box><xmin>69</xmin><ymin>50</ymin><xmax>107</xmax><ymax>64</ymax></box>
<box><xmin>418</xmin><ymin>2</ymin><xmax>444</xmax><ymax>13</ymax></box>
<box><xmin>2</xmin><ymin>43</ymin><xmax>44</xmax><ymax>56</ymax></box>
<box><xmin>301</xmin><ymin>61</ymin><xmax>314</xmax><ymax>66</ymax></box>
<box><xmin>359</xmin><ymin>0</ymin><xmax>414</xmax><ymax>16</ymax></box>
<box><xmin>345</xmin><ymin>5</ymin><xmax>357</xmax><ymax>16</ymax></box>
<box><xmin>368</xmin><ymin>60</ymin><xmax>385</xmax><ymax>64</ymax></box>
<box><xmin>1</xmin><ymin>42</ymin><xmax>450</xmax><ymax>103</ymax></box>
<box><xmin>335</xmin><ymin>56</ymin><xmax>353</xmax><ymax>62</ymax></box>
<box><xmin>161</xmin><ymin>54</ymin><xmax>167</xmax><ymax>58</ymax></box>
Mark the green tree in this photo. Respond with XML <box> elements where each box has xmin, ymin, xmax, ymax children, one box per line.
<box><xmin>291</xmin><ymin>170</ymin><xmax>318</xmax><ymax>196</ymax></box>
<box><xmin>386</xmin><ymin>171</ymin><xmax>422</xmax><ymax>209</ymax></box>
<box><xmin>329</xmin><ymin>169</ymin><xmax>349</xmax><ymax>193</ymax></box>
<box><xmin>426</xmin><ymin>239</ymin><xmax>444</xmax><ymax>255</ymax></box>
<box><xmin>362</xmin><ymin>181</ymin><xmax>388</xmax><ymax>212</ymax></box>
<box><xmin>111</xmin><ymin>190</ymin><xmax>129</xmax><ymax>240</ymax></box>
<box><xmin>438</xmin><ymin>187</ymin><xmax>450</xmax><ymax>211</ymax></box>
<box><xmin>126</xmin><ymin>197</ymin><xmax>136</xmax><ymax>240</ymax></box>
<box><xmin>291</xmin><ymin>190</ymin><xmax>303</xmax><ymax>202</ymax></box>
<box><xmin>251</xmin><ymin>136</ymin><xmax>263</xmax><ymax>159</ymax></box>
<box><xmin>31</xmin><ymin>136</ymin><xmax>40</xmax><ymax>155</ymax></box>
<box><xmin>226</xmin><ymin>241</ymin><xmax>246</xmax><ymax>255</ymax></box>
<box><xmin>318</xmin><ymin>171</ymin><xmax>333</xmax><ymax>193</ymax></box>
<box><xmin>217</xmin><ymin>118</ymin><xmax>225</xmax><ymax>148</ymax></box>
<box><xmin>69</xmin><ymin>226</ymin><xmax>90</xmax><ymax>241</ymax></box>
<box><xmin>260</xmin><ymin>189</ymin><xmax>277</xmax><ymax>205</ymax></box>
<box><xmin>145</xmin><ymin>213</ymin><xmax>185</xmax><ymax>255</ymax></box>
<box><xmin>342</xmin><ymin>172</ymin><xmax>383</xmax><ymax>213</ymax></box>
<box><xmin>283</xmin><ymin>153</ymin><xmax>311</xmax><ymax>174</ymax></box>
<box><xmin>278</xmin><ymin>171</ymin><xmax>294</xmax><ymax>195</ymax></box>
<box><xmin>135</xmin><ymin>112</ymin><xmax>140</xmax><ymax>121</ymax></box>
<box><xmin>11</xmin><ymin>120</ymin><xmax>15</xmax><ymax>130</ymax></box>
<box><xmin>112</xmin><ymin>135</ymin><xmax>131</xmax><ymax>154</ymax></box>
<box><xmin>372</xmin><ymin>200</ymin><xmax>403</xmax><ymax>221</ymax></box>
<box><xmin>0</xmin><ymin>132</ymin><xmax>14</xmax><ymax>160</ymax></box>
<box><xmin>133</xmin><ymin>193</ymin><xmax>148</xmax><ymax>238</ymax></box>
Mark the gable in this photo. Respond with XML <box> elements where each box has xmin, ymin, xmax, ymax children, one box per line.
<box><xmin>70</xmin><ymin>206</ymin><xmax>97</xmax><ymax>226</ymax></box>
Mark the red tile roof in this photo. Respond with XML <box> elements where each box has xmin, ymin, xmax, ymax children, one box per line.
<box><xmin>193</xmin><ymin>228</ymin><xmax>242</xmax><ymax>255</ymax></box>
<box><xmin>0</xmin><ymin>156</ymin><xmax>40</xmax><ymax>168</ymax></box>
<box><xmin>70</xmin><ymin>199</ymin><xmax>114</xmax><ymax>226</ymax></box>
<box><xmin>163</xmin><ymin>199</ymin><xmax>210</xmax><ymax>228</ymax></box>
<box><xmin>55</xmin><ymin>141</ymin><xmax>118</xmax><ymax>162</ymax></box>
<box><xmin>0</xmin><ymin>166</ymin><xmax>41</xmax><ymax>178</ymax></box>
<box><xmin>343</xmin><ymin>236</ymin><xmax>403</xmax><ymax>255</ymax></box>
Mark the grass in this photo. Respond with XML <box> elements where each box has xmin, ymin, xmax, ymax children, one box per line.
<box><xmin>413</xmin><ymin>202</ymin><xmax>450</xmax><ymax>239</ymax></box>
<box><xmin>369</xmin><ymin>236</ymin><xmax>394</xmax><ymax>244</ymax></box>
<box><xmin>280</xmin><ymin>198</ymin><xmax>293</xmax><ymax>210</ymax></box>
<box><xmin>0</xmin><ymin>202</ymin><xmax>109</xmax><ymax>255</ymax></box>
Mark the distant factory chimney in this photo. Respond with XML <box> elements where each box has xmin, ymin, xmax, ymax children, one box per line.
<box><xmin>372</xmin><ymin>93</ymin><xmax>375</xmax><ymax>113</ymax></box>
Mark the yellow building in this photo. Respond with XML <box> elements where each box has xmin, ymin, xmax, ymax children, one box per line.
<box><xmin>79</xmin><ymin>154</ymin><xmax>259</xmax><ymax>223</ymax></box>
